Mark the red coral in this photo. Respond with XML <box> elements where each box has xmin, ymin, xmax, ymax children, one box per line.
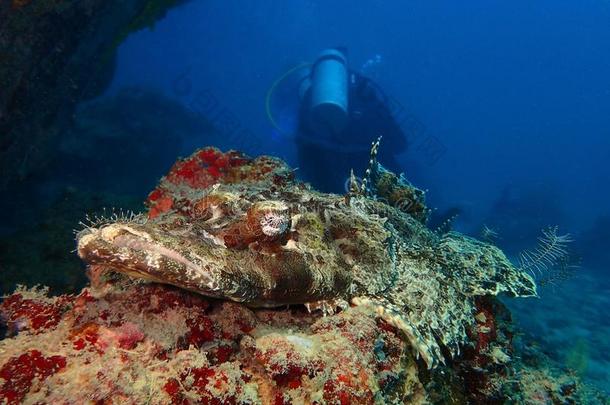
<box><xmin>458</xmin><ymin>298</ymin><xmax>502</xmax><ymax>398</ymax></box>
<box><xmin>473</xmin><ymin>297</ymin><xmax>498</xmax><ymax>356</ymax></box>
<box><xmin>197</xmin><ymin>148</ymin><xmax>223</xmax><ymax>165</ymax></box>
<box><xmin>70</xmin><ymin>323</ymin><xmax>101</xmax><ymax>353</ymax></box>
<box><xmin>165</xmin><ymin>147</ymin><xmax>233</xmax><ymax>189</ymax></box>
<box><xmin>0</xmin><ymin>280</ymin><xmax>436</xmax><ymax>403</ymax></box>
<box><xmin>0</xmin><ymin>350</ymin><xmax>66</xmax><ymax>404</ymax></box>
<box><xmin>146</xmin><ymin>186</ymin><xmax>175</xmax><ymax>219</ymax></box>
<box><xmin>73</xmin><ymin>338</ymin><xmax>86</xmax><ymax>350</ymax></box>
<box><xmin>254</xmin><ymin>341</ymin><xmax>322</xmax><ymax>389</ymax></box>
<box><xmin>147</xmin><ymin>189</ymin><xmax>164</xmax><ymax>202</ymax></box>
<box><xmin>164</xmin><ymin>367</ymin><xmax>240</xmax><ymax>405</ymax></box>
<box><xmin>164</xmin><ymin>378</ymin><xmax>185</xmax><ymax>404</ymax></box>
<box><xmin>115</xmin><ymin>322</ymin><xmax>145</xmax><ymax>350</ymax></box>
<box><xmin>208</xmin><ymin>344</ymin><xmax>234</xmax><ymax>365</ymax></box>
<box><xmin>0</xmin><ymin>293</ymin><xmax>73</xmax><ymax>334</ymax></box>
<box><xmin>273</xmin><ymin>393</ymin><xmax>290</xmax><ymax>405</ymax></box>
<box><xmin>322</xmin><ymin>371</ymin><xmax>374</xmax><ymax>405</ymax></box>
<box><xmin>185</xmin><ymin>315</ymin><xmax>216</xmax><ymax>348</ymax></box>
<box><xmin>134</xmin><ymin>284</ymin><xmax>209</xmax><ymax>315</ymax></box>
<box><xmin>144</xmin><ymin>147</ymin><xmax>294</xmax><ymax>222</ymax></box>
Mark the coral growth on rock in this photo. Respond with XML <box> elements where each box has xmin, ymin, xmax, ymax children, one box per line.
<box><xmin>0</xmin><ymin>280</ymin><xmax>421</xmax><ymax>404</ymax></box>
<box><xmin>1</xmin><ymin>146</ymin><xmax>606</xmax><ymax>403</ymax></box>
<box><xmin>0</xmin><ymin>279</ymin><xmax>603</xmax><ymax>404</ymax></box>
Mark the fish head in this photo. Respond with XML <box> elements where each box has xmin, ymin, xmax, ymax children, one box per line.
<box><xmin>76</xmin><ymin>147</ymin><xmax>382</xmax><ymax>306</ymax></box>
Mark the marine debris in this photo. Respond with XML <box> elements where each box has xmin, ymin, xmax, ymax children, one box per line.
<box><xmin>0</xmin><ymin>146</ymin><xmax>606</xmax><ymax>404</ymax></box>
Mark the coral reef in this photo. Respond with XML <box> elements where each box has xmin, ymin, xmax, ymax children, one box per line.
<box><xmin>1</xmin><ymin>147</ymin><xmax>607</xmax><ymax>403</ymax></box>
<box><xmin>0</xmin><ymin>278</ymin><xmax>604</xmax><ymax>403</ymax></box>
<box><xmin>0</xmin><ymin>282</ymin><xmax>417</xmax><ymax>404</ymax></box>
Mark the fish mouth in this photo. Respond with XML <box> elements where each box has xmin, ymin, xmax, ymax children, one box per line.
<box><xmin>76</xmin><ymin>223</ymin><xmax>229</xmax><ymax>298</ymax></box>
<box><xmin>76</xmin><ymin>222</ymin><xmax>351</xmax><ymax>307</ymax></box>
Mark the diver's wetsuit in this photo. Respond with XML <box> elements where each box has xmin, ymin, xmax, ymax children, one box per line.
<box><xmin>296</xmin><ymin>72</ymin><xmax>407</xmax><ymax>193</ymax></box>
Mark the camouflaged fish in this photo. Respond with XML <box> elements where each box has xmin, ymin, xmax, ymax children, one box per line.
<box><xmin>77</xmin><ymin>141</ymin><xmax>537</xmax><ymax>368</ymax></box>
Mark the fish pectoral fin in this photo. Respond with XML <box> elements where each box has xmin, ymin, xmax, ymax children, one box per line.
<box><xmin>304</xmin><ymin>298</ymin><xmax>349</xmax><ymax>316</ymax></box>
<box><xmin>351</xmin><ymin>296</ymin><xmax>440</xmax><ymax>369</ymax></box>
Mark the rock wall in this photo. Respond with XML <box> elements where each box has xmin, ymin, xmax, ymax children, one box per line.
<box><xmin>0</xmin><ymin>0</ymin><xmax>188</xmax><ymax>188</ymax></box>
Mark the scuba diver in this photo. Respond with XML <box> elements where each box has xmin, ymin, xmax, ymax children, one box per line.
<box><xmin>267</xmin><ymin>48</ymin><xmax>408</xmax><ymax>192</ymax></box>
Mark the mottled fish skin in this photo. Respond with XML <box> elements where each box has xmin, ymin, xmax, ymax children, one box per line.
<box><xmin>77</xmin><ymin>215</ymin><xmax>353</xmax><ymax>307</ymax></box>
<box><xmin>77</xmin><ymin>146</ymin><xmax>537</xmax><ymax>367</ymax></box>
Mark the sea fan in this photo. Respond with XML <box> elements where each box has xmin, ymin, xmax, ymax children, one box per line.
<box><xmin>480</xmin><ymin>224</ymin><xmax>499</xmax><ymax>242</ymax></box>
<box><xmin>518</xmin><ymin>226</ymin><xmax>573</xmax><ymax>277</ymax></box>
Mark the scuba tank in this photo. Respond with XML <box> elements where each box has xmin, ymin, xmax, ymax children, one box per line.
<box><xmin>308</xmin><ymin>48</ymin><xmax>349</xmax><ymax>136</ymax></box>
<box><xmin>265</xmin><ymin>48</ymin><xmax>350</xmax><ymax>142</ymax></box>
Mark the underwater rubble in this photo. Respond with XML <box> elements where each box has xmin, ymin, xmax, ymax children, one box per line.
<box><xmin>0</xmin><ymin>146</ymin><xmax>607</xmax><ymax>404</ymax></box>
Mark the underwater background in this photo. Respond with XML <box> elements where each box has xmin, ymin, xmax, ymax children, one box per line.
<box><xmin>1</xmin><ymin>0</ymin><xmax>609</xmax><ymax>400</ymax></box>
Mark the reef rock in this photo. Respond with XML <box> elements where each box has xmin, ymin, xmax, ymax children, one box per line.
<box><xmin>0</xmin><ymin>147</ymin><xmax>604</xmax><ymax>404</ymax></box>
<box><xmin>2</xmin><ymin>282</ymin><xmax>602</xmax><ymax>404</ymax></box>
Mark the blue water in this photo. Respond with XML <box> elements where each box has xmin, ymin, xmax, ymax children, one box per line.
<box><xmin>108</xmin><ymin>0</ymin><xmax>610</xmax><ymax>235</ymax></box>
